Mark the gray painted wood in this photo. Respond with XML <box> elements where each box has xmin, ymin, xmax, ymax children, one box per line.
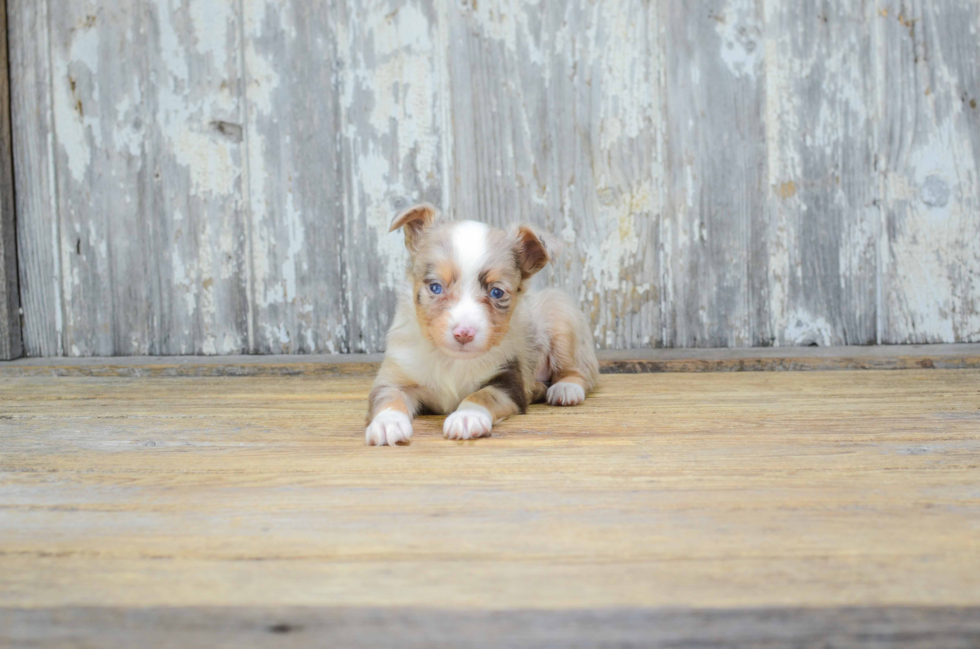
<box><xmin>243</xmin><ymin>1</ymin><xmax>348</xmax><ymax>354</ymax></box>
<box><xmin>448</xmin><ymin>1</ymin><xmax>664</xmax><ymax>349</ymax></box>
<box><xmin>0</xmin><ymin>0</ymin><xmax>21</xmax><ymax>360</ymax></box>
<box><xmin>241</xmin><ymin>0</ymin><xmax>453</xmax><ymax>355</ymax></box>
<box><xmin>338</xmin><ymin>0</ymin><xmax>451</xmax><ymax>353</ymax></box>
<box><xmin>48</xmin><ymin>4</ymin><xmax>138</xmax><ymax>355</ymax></box>
<box><xmin>662</xmin><ymin>0</ymin><xmax>770</xmax><ymax>348</ymax></box>
<box><xmin>761</xmin><ymin>0</ymin><xmax>879</xmax><ymax>346</ymax></box>
<box><xmin>139</xmin><ymin>1</ymin><xmax>251</xmax><ymax>355</ymax></box>
<box><xmin>26</xmin><ymin>1</ymin><xmax>248</xmax><ymax>357</ymax></box>
<box><xmin>8</xmin><ymin>0</ymin><xmax>980</xmax><ymax>356</ymax></box>
<box><xmin>878</xmin><ymin>0</ymin><xmax>980</xmax><ymax>344</ymax></box>
<box><xmin>9</xmin><ymin>0</ymin><xmax>61</xmax><ymax>357</ymax></box>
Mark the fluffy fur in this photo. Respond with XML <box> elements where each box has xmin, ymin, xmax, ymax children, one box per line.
<box><xmin>366</xmin><ymin>202</ymin><xmax>599</xmax><ymax>446</ymax></box>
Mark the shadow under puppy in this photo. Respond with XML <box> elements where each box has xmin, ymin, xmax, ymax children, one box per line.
<box><xmin>366</xmin><ymin>203</ymin><xmax>599</xmax><ymax>446</ymax></box>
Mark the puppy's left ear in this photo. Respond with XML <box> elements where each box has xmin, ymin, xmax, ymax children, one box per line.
<box><xmin>514</xmin><ymin>224</ymin><xmax>563</xmax><ymax>279</ymax></box>
<box><xmin>390</xmin><ymin>202</ymin><xmax>439</xmax><ymax>254</ymax></box>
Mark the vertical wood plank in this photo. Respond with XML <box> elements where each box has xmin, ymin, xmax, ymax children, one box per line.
<box><xmin>338</xmin><ymin>0</ymin><xmax>451</xmax><ymax>353</ymax></box>
<box><xmin>878</xmin><ymin>0</ymin><xmax>980</xmax><ymax>343</ymax></box>
<box><xmin>47</xmin><ymin>1</ymin><xmax>247</xmax><ymax>356</ymax></box>
<box><xmin>142</xmin><ymin>1</ymin><xmax>250</xmax><ymax>355</ymax></box>
<box><xmin>662</xmin><ymin>0</ymin><xmax>770</xmax><ymax>348</ymax></box>
<box><xmin>242</xmin><ymin>0</ymin><xmax>348</xmax><ymax>354</ymax></box>
<box><xmin>9</xmin><ymin>0</ymin><xmax>980</xmax><ymax>355</ymax></box>
<box><xmin>8</xmin><ymin>0</ymin><xmax>61</xmax><ymax>357</ymax></box>
<box><xmin>448</xmin><ymin>0</ymin><xmax>663</xmax><ymax>349</ymax></box>
<box><xmin>48</xmin><ymin>3</ymin><xmax>141</xmax><ymax>355</ymax></box>
<box><xmin>0</xmin><ymin>0</ymin><xmax>22</xmax><ymax>360</ymax></box>
<box><xmin>761</xmin><ymin>0</ymin><xmax>879</xmax><ymax>346</ymax></box>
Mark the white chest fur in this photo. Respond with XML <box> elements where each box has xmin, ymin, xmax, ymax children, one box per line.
<box><xmin>387</xmin><ymin>342</ymin><xmax>511</xmax><ymax>414</ymax></box>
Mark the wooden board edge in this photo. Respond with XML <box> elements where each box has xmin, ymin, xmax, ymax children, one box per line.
<box><xmin>599</xmin><ymin>354</ymin><xmax>980</xmax><ymax>374</ymax></box>
<box><xmin>2</xmin><ymin>345</ymin><xmax>980</xmax><ymax>378</ymax></box>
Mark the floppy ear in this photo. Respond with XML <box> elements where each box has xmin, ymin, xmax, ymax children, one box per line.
<box><xmin>390</xmin><ymin>202</ymin><xmax>439</xmax><ymax>253</ymax></box>
<box><xmin>514</xmin><ymin>224</ymin><xmax>563</xmax><ymax>279</ymax></box>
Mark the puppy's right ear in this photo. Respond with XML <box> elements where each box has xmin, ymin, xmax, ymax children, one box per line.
<box><xmin>390</xmin><ymin>202</ymin><xmax>439</xmax><ymax>254</ymax></box>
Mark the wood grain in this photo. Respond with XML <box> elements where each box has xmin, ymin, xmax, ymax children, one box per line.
<box><xmin>243</xmin><ymin>1</ymin><xmax>348</xmax><ymax>354</ymax></box>
<box><xmin>1</xmin><ymin>370</ymin><xmax>979</xmax><ymax>621</ymax></box>
<box><xmin>8</xmin><ymin>0</ymin><xmax>60</xmax><ymax>357</ymax></box>
<box><xmin>339</xmin><ymin>0</ymin><xmax>451</xmax><ymax>353</ymax></box>
<box><xmin>762</xmin><ymin>0</ymin><xmax>879</xmax><ymax>346</ymax></box>
<box><xmin>662</xmin><ymin>0</ymin><xmax>770</xmax><ymax>348</ymax></box>
<box><xmin>0</xmin><ymin>0</ymin><xmax>21</xmax><ymax>360</ymax></box>
<box><xmin>48</xmin><ymin>4</ymin><xmax>140</xmax><ymax>355</ymax></box>
<box><xmin>878</xmin><ymin>0</ymin><xmax>980</xmax><ymax>344</ymax></box>
<box><xmin>7</xmin><ymin>0</ymin><xmax>980</xmax><ymax>356</ymax></box>
<box><xmin>447</xmin><ymin>1</ymin><xmax>664</xmax><ymax>349</ymax></box>
<box><xmin>140</xmin><ymin>1</ymin><xmax>250</xmax><ymax>355</ymax></box>
<box><xmin>34</xmin><ymin>2</ymin><xmax>249</xmax><ymax>356</ymax></box>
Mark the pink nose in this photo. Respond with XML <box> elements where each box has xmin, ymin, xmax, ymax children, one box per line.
<box><xmin>453</xmin><ymin>326</ymin><xmax>476</xmax><ymax>344</ymax></box>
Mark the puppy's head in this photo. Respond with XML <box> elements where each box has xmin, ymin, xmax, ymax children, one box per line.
<box><xmin>390</xmin><ymin>203</ymin><xmax>560</xmax><ymax>358</ymax></box>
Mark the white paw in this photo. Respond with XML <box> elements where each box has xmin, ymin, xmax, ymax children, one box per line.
<box><xmin>365</xmin><ymin>410</ymin><xmax>413</xmax><ymax>446</ymax></box>
<box><xmin>546</xmin><ymin>381</ymin><xmax>586</xmax><ymax>406</ymax></box>
<box><xmin>443</xmin><ymin>406</ymin><xmax>493</xmax><ymax>440</ymax></box>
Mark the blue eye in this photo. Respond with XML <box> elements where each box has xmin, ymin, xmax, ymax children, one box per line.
<box><xmin>429</xmin><ymin>283</ymin><xmax>443</xmax><ymax>295</ymax></box>
<box><xmin>489</xmin><ymin>287</ymin><xmax>505</xmax><ymax>299</ymax></box>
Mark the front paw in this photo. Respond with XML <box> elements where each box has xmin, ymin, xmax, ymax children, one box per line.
<box><xmin>546</xmin><ymin>381</ymin><xmax>586</xmax><ymax>406</ymax></box>
<box><xmin>365</xmin><ymin>410</ymin><xmax>413</xmax><ymax>446</ymax></box>
<box><xmin>443</xmin><ymin>406</ymin><xmax>493</xmax><ymax>440</ymax></box>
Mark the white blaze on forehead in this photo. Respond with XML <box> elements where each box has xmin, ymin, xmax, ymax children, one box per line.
<box><xmin>451</xmin><ymin>221</ymin><xmax>490</xmax><ymax>284</ymax></box>
<box><xmin>446</xmin><ymin>221</ymin><xmax>491</xmax><ymax>346</ymax></box>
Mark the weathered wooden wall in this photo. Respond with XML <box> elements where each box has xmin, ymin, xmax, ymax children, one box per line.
<box><xmin>7</xmin><ymin>0</ymin><xmax>980</xmax><ymax>356</ymax></box>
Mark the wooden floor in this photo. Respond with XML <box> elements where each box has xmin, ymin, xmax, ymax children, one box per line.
<box><xmin>2</xmin><ymin>365</ymin><xmax>980</xmax><ymax>647</ymax></box>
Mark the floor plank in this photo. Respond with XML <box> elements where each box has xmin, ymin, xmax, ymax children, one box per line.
<box><xmin>1</xmin><ymin>370</ymin><xmax>979</xmax><ymax>645</ymax></box>
<box><xmin>3</xmin><ymin>606</ymin><xmax>980</xmax><ymax>649</ymax></box>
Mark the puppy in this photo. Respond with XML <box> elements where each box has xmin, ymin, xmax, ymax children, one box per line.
<box><xmin>365</xmin><ymin>202</ymin><xmax>599</xmax><ymax>446</ymax></box>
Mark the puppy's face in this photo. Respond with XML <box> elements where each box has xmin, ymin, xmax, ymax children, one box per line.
<box><xmin>391</xmin><ymin>204</ymin><xmax>558</xmax><ymax>359</ymax></box>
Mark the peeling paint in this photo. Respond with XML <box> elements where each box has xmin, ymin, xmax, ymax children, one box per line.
<box><xmin>281</xmin><ymin>188</ymin><xmax>304</xmax><ymax>303</ymax></box>
<box><xmin>762</xmin><ymin>0</ymin><xmax>881</xmax><ymax>347</ymax></box>
<box><xmin>53</xmin><ymin>31</ymin><xmax>103</xmax><ymax>183</ymax></box>
<box><xmin>18</xmin><ymin>0</ymin><xmax>980</xmax><ymax>356</ymax></box>
<box><xmin>189</xmin><ymin>2</ymin><xmax>231</xmax><ymax>71</ymax></box>
<box><xmin>172</xmin><ymin>128</ymin><xmax>238</xmax><ymax>196</ymax></box>
<box><xmin>468</xmin><ymin>0</ymin><xmax>543</xmax><ymax>68</ymax></box>
<box><xmin>356</xmin><ymin>147</ymin><xmax>408</xmax><ymax>290</ymax></box>
<box><xmin>715</xmin><ymin>0</ymin><xmax>762</xmax><ymax>79</ymax></box>
<box><xmin>592</xmin><ymin>2</ymin><xmax>652</xmax><ymax>150</ymax></box>
<box><xmin>783</xmin><ymin>309</ymin><xmax>833</xmax><ymax>346</ymax></box>
<box><xmin>886</xmin><ymin>118</ymin><xmax>979</xmax><ymax>342</ymax></box>
<box><xmin>342</xmin><ymin>0</ymin><xmax>447</xmax><ymax>304</ymax></box>
<box><xmin>171</xmin><ymin>246</ymin><xmax>199</xmax><ymax>317</ymax></box>
<box><xmin>244</xmin><ymin>40</ymin><xmax>279</xmax><ymax>117</ymax></box>
<box><xmin>583</xmin><ymin>182</ymin><xmax>651</xmax><ymax>294</ymax></box>
<box><xmin>762</xmin><ymin>1</ymin><xmax>801</xmax><ymax>343</ymax></box>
